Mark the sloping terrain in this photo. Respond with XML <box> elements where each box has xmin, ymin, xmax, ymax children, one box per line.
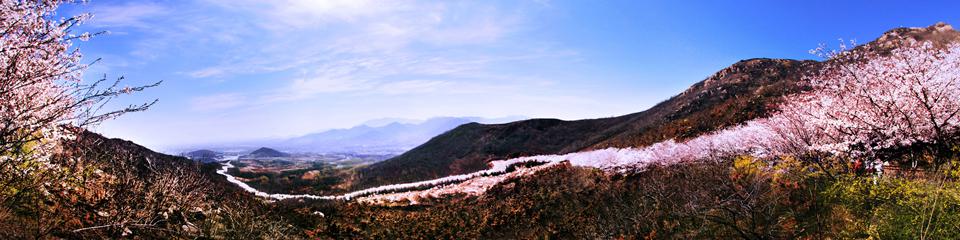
<box><xmin>69</xmin><ymin>128</ymin><xmax>228</xmax><ymax>183</ymax></box>
<box><xmin>307</xmin><ymin>24</ymin><xmax>960</xmax><ymax>239</ymax></box>
<box><xmin>355</xmin><ymin>58</ymin><xmax>814</xmax><ymax>188</ymax></box>
<box><xmin>355</xmin><ymin>23</ymin><xmax>960</xmax><ymax>189</ymax></box>
<box><xmin>10</xmin><ymin>128</ymin><xmax>294</xmax><ymax>238</ymax></box>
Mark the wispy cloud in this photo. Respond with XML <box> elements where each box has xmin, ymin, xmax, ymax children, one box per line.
<box><xmin>178</xmin><ymin>0</ymin><xmax>526</xmax><ymax>75</ymax></box>
<box><xmin>375</xmin><ymin>80</ymin><xmax>452</xmax><ymax>95</ymax></box>
<box><xmin>256</xmin><ymin>49</ymin><xmax>571</xmax><ymax>103</ymax></box>
<box><xmin>79</xmin><ymin>0</ymin><xmax>605</xmax><ymax>147</ymax></box>
<box><xmin>174</xmin><ymin>0</ymin><xmax>567</xmax><ymax>103</ymax></box>
<box><xmin>87</xmin><ymin>2</ymin><xmax>168</xmax><ymax>28</ymax></box>
<box><xmin>190</xmin><ymin>93</ymin><xmax>246</xmax><ymax>112</ymax></box>
<box><xmin>211</xmin><ymin>0</ymin><xmax>400</xmax><ymax>29</ymax></box>
<box><xmin>82</xmin><ymin>0</ymin><xmax>577</xmax><ymax>103</ymax></box>
<box><xmin>187</xmin><ymin>67</ymin><xmax>225</xmax><ymax>78</ymax></box>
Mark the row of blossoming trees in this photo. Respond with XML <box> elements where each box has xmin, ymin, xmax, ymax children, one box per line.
<box><xmin>600</xmin><ymin>39</ymin><xmax>960</xmax><ymax>174</ymax></box>
<box><xmin>361</xmin><ymin>37</ymin><xmax>960</xmax><ymax>238</ymax></box>
<box><xmin>350</xmin><ymin>38</ymin><xmax>960</xmax><ymax>206</ymax></box>
<box><xmin>458</xmin><ymin>40</ymin><xmax>960</xmax><ymax>177</ymax></box>
<box><xmin>611</xmin><ymin>40</ymin><xmax>960</xmax><ymax>238</ymax></box>
<box><xmin>757</xmin><ymin>40</ymin><xmax>960</xmax><ymax>175</ymax></box>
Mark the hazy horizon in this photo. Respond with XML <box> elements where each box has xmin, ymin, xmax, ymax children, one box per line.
<box><xmin>59</xmin><ymin>0</ymin><xmax>960</xmax><ymax>150</ymax></box>
<box><xmin>163</xmin><ymin>115</ymin><xmax>528</xmax><ymax>153</ymax></box>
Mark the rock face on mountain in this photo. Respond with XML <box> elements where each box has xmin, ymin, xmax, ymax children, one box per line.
<box><xmin>354</xmin><ymin>23</ymin><xmax>960</xmax><ymax>189</ymax></box>
<box><xmin>245</xmin><ymin>147</ymin><xmax>290</xmax><ymax>158</ymax></box>
<box><xmin>871</xmin><ymin>22</ymin><xmax>958</xmax><ymax>52</ymax></box>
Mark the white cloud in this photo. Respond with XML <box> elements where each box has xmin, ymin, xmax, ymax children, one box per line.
<box><xmin>88</xmin><ymin>2</ymin><xmax>168</xmax><ymax>28</ymax></box>
<box><xmin>376</xmin><ymin>80</ymin><xmax>452</xmax><ymax>95</ymax></box>
<box><xmin>190</xmin><ymin>93</ymin><xmax>246</xmax><ymax>111</ymax></box>
<box><xmin>86</xmin><ymin>0</ymin><xmax>581</xmax><ymax>109</ymax></box>
<box><xmin>203</xmin><ymin>0</ymin><xmax>397</xmax><ymax>29</ymax></box>
<box><xmin>287</xmin><ymin>75</ymin><xmax>370</xmax><ymax>96</ymax></box>
<box><xmin>87</xmin><ymin>0</ymin><xmax>590</xmax><ymax>126</ymax></box>
<box><xmin>181</xmin><ymin>0</ymin><xmax>527</xmax><ymax>79</ymax></box>
<box><xmin>187</xmin><ymin>67</ymin><xmax>225</xmax><ymax>78</ymax></box>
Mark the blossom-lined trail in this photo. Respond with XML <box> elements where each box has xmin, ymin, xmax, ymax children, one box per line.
<box><xmin>215</xmin><ymin>118</ymin><xmax>784</xmax><ymax>203</ymax></box>
<box><xmin>215</xmin><ymin>42</ymin><xmax>960</xmax><ymax>204</ymax></box>
<box><xmin>217</xmin><ymin>39</ymin><xmax>960</xmax><ymax>202</ymax></box>
<box><xmin>215</xmin><ymin>155</ymin><xmax>567</xmax><ymax>201</ymax></box>
<box><xmin>216</xmin><ymin>160</ymin><xmax>335</xmax><ymax>200</ymax></box>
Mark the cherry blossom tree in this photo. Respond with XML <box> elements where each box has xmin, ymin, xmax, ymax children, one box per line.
<box><xmin>778</xmin><ymin>41</ymin><xmax>960</xmax><ymax>168</ymax></box>
<box><xmin>0</xmin><ymin>0</ymin><xmax>158</xmax><ymax>236</ymax></box>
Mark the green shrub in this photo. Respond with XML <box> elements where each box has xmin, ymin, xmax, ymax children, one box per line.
<box><xmin>824</xmin><ymin>175</ymin><xmax>960</xmax><ymax>239</ymax></box>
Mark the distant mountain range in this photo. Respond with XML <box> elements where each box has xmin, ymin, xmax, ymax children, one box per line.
<box><xmin>178</xmin><ymin>116</ymin><xmax>526</xmax><ymax>154</ymax></box>
<box><xmin>279</xmin><ymin>116</ymin><xmax>526</xmax><ymax>153</ymax></box>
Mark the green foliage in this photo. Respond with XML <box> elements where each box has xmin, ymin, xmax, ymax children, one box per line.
<box><xmin>824</xmin><ymin>176</ymin><xmax>960</xmax><ymax>239</ymax></box>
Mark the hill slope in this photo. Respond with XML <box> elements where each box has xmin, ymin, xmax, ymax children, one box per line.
<box><xmin>355</xmin><ymin>23</ymin><xmax>960</xmax><ymax>189</ymax></box>
<box><xmin>20</xmin><ymin>128</ymin><xmax>283</xmax><ymax>238</ymax></box>
<box><xmin>246</xmin><ymin>147</ymin><xmax>290</xmax><ymax>158</ymax></box>
<box><xmin>356</xmin><ymin>59</ymin><xmax>814</xmax><ymax>188</ymax></box>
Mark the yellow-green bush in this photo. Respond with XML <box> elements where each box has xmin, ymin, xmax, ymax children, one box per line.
<box><xmin>824</xmin><ymin>175</ymin><xmax>960</xmax><ymax>239</ymax></box>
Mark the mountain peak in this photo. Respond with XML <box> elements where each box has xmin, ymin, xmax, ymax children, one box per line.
<box><xmin>692</xmin><ymin>58</ymin><xmax>809</xmax><ymax>95</ymax></box>
<box><xmin>881</xmin><ymin>22</ymin><xmax>953</xmax><ymax>38</ymax></box>
<box><xmin>872</xmin><ymin>22</ymin><xmax>959</xmax><ymax>50</ymax></box>
<box><xmin>247</xmin><ymin>147</ymin><xmax>290</xmax><ymax>158</ymax></box>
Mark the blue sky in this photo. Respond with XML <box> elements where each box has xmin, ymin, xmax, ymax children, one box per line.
<box><xmin>61</xmin><ymin>0</ymin><xmax>960</xmax><ymax>150</ymax></box>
